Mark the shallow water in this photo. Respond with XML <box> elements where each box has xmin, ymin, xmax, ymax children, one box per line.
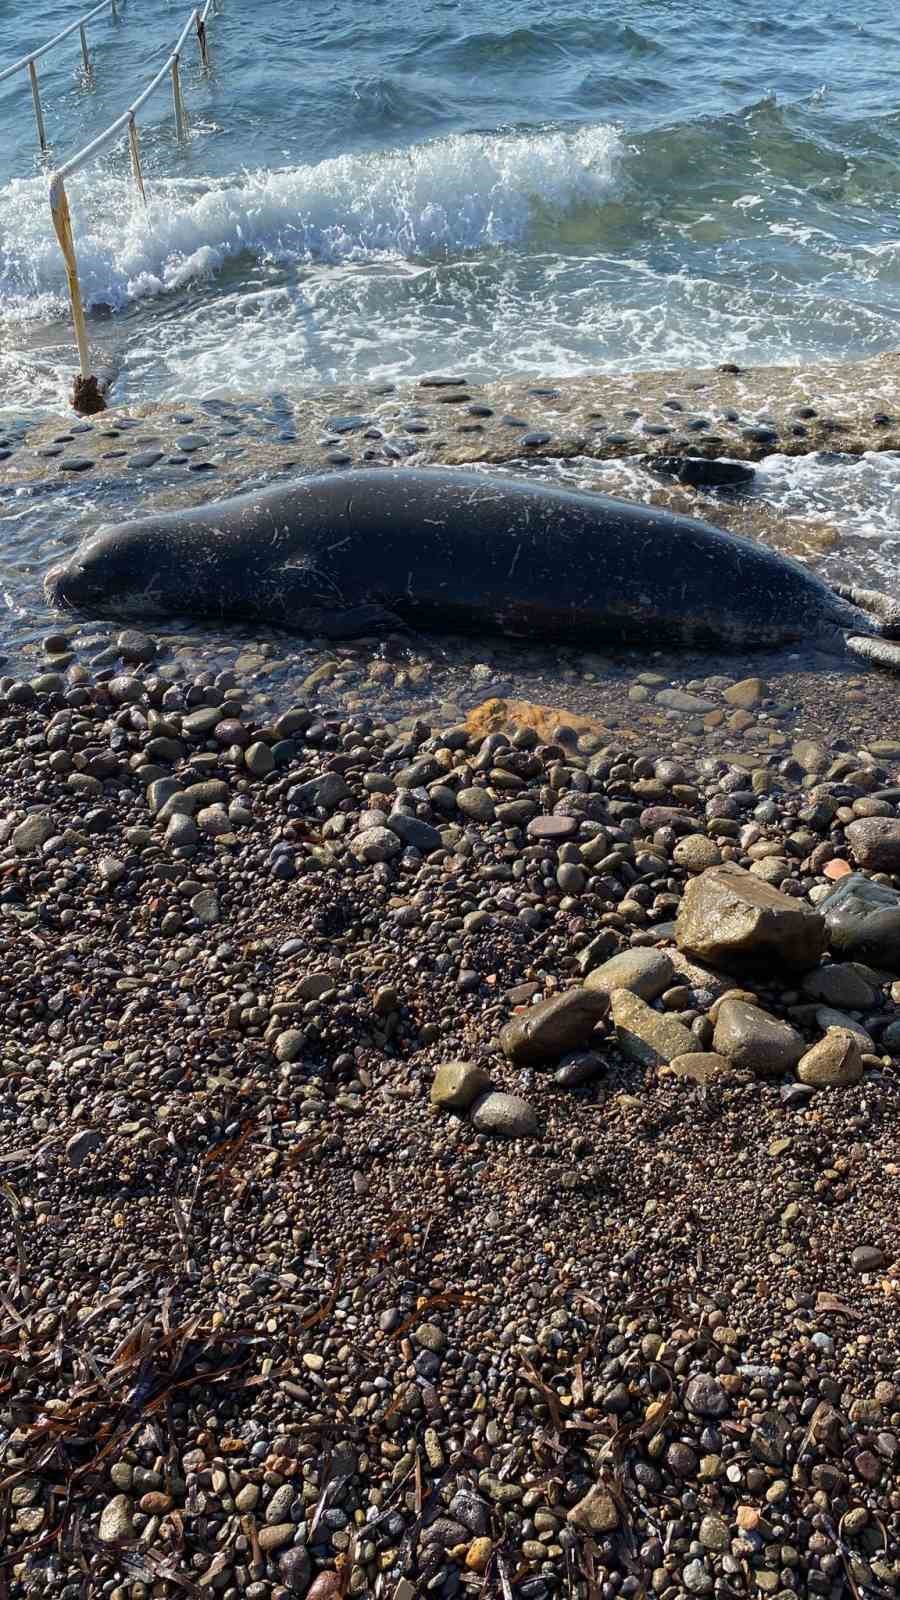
<box><xmin>3</xmin><ymin>0</ymin><xmax>900</xmax><ymax>408</ymax></box>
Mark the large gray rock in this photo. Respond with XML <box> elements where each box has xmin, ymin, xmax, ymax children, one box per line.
<box><xmin>675</xmin><ymin>864</ymin><xmax>825</xmax><ymax>972</ymax></box>
<box><xmin>470</xmin><ymin>1091</ymin><xmax>538</xmax><ymax>1137</ymax></box>
<box><xmin>610</xmin><ymin>990</ymin><xmax>695</xmax><ymax>1068</ymax></box>
<box><xmin>796</xmin><ymin>1029</ymin><xmax>864</xmax><ymax>1088</ymax></box>
<box><xmin>821</xmin><ymin>872</ymin><xmax>900</xmax><ymax>971</ymax></box>
<box><xmin>846</xmin><ymin>818</ymin><xmax>900</xmax><ymax>873</ymax></box>
<box><xmin>584</xmin><ymin>948</ymin><xmax>673</xmax><ymax>1001</ymax></box>
<box><xmin>801</xmin><ymin>963</ymin><xmax>876</xmax><ymax>1010</ymax></box>
<box><xmin>431</xmin><ymin>1061</ymin><xmax>491</xmax><ymax>1111</ymax></box>
<box><xmin>713</xmin><ymin>999</ymin><xmax>805</xmax><ymax>1077</ymax></box>
<box><xmin>500</xmin><ymin>988</ymin><xmax>607</xmax><ymax>1066</ymax></box>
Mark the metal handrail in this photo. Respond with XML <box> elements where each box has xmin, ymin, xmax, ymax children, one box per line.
<box><xmin>48</xmin><ymin>0</ymin><xmax>216</xmax><ymax>409</ymax></box>
<box><xmin>0</xmin><ymin>0</ymin><xmax>119</xmax><ymax>154</ymax></box>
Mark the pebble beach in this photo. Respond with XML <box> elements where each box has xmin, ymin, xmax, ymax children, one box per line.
<box><xmin>2</xmin><ymin>629</ymin><xmax>900</xmax><ymax>1599</ymax></box>
<box><xmin>5</xmin><ymin>0</ymin><xmax>900</xmax><ymax>1593</ymax></box>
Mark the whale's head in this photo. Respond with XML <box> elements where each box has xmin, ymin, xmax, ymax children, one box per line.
<box><xmin>45</xmin><ymin>519</ymin><xmax>188</xmax><ymax>619</ymax></box>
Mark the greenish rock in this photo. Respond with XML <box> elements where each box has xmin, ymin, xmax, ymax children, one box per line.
<box><xmin>584</xmin><ymin>948</ymin><xmax>673</xmax><ymax>1001</ymax></box>
<box><xmin>610</xmin><ymin>989</ymin><xmax>695</xmax><ymax>1067</ymax></box>
<box><xmin>431</xmin><ymin>1060</ymin><xmax>491</xmax><ymax>1111</ymax></box>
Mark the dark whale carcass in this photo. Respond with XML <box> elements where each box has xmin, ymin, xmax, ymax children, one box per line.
<box><xmin>43</xmin><ymin>466</ymin><xmax>900</xmax><ymax>665</ymax></box>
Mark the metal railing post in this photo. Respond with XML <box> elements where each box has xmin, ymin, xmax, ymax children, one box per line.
<box><xmin>196</xmin><ymin>13</ymin><xmax>209</xmax><ymax>69</ymax></box>
<box><xmin>171</xmin><ymin>52</ymin><xmax>188</xmax><ymax>140</ymax></box>
<box><xmin>128</xmin><ymin>112</ymin><xmax>146</xmax><ymax>204</ymax></box>
<box><xmin>49</xmin><ymin>177</ymin><xmax>90</xmax><ymax>380</ymax></box>
<box><xmin>28</xmin><ymin>61</ymin><xmax>48</xmax><ymax>153</ymax></box>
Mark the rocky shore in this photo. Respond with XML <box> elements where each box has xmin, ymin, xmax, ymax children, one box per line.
<box><xmin>1</xmin><ymin>636</ymin><xmax>899</xmax><ymax>1600</ymax></box>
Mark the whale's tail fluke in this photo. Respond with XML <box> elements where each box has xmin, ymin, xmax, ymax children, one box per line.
<box><xmin>829</xmin><ymin>580</ymin><xmax>900</xmax><ymax>672</ymax></box>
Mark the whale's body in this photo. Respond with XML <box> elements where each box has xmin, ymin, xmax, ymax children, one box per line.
<box><xmin>45</xmin><ymin>465</ymin><xmax>879</xmax><ymax>654</ymax></box>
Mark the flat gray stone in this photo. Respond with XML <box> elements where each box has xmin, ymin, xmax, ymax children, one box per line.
<box><xmin>584</xmin><ymin>948</ymin><xmax>674</xmax><ymax>1001</ymax></box>
<box><xmin>470</xmin><ymin>1091</ymin><xmax>538</xmax><ymax>1137</ymax></box>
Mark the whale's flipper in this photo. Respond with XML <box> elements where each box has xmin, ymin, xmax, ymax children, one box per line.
<box><xmin>831</xmin><ymin>582</ymin><xmax>900</xmax><ymax>638</ymax></box>
<box><xmin>846</xmin><ymin>635</ymin><xmax>900</xmax><ymax>673</ymax></box>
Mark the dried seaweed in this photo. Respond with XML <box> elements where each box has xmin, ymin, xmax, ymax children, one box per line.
<box><xmin>0</xmin><ymin>1316</ymin><xmax>262</xmax><ymax>1568</ymax></box>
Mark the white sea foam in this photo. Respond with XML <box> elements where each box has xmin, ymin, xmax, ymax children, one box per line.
<box><xmin>0</xmin><ymin>123</ymin><xmax>622</xmax><ymax>319</ymax></box>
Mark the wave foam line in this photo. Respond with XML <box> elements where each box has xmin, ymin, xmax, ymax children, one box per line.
<box><xmin>0</xmin><ymin>123</ymin><xmax>621</xmax><ymax>318</ymax></box>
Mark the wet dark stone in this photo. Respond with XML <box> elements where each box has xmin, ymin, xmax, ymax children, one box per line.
<box><xmin>99</xmin><ymin>430</ymin><xmax>121</xmax><ymax>439</ymax></box>
<box><xmin>457</xmin><ymin>423</ymin><xmax>484</xmax><ymax>434</ymax></box>
<box><xmin>554</xmin><ymin>1051</ymin><xmax>605</xmax><ymax>1088</ymax></box>
<box><xmin>642</xmin><ymin>422</ymin><xmax>671</xmax><ymax>435</ymax></box>
<box><xmin>370</xmin><ymin>383</ymin><xmax>396</xmax><ymax>395</ymax></box>
<box><xmin>37</xmin><ymin>446</ymin><xmax>64</xmax><ymax>458</ymax></box>
<box><xmin>821</xmin><ymin>871</ymin><xmax>900</xmax><ymax>971</ymax></box>
<box><xmin>794</xmin><ymin>406</ymin><xmax>818</xmax><ymax>419</ymax></box>
<box><xmin>135</xmin><ymin>435</ymin><xmax>161</xmax><ymax>445</ymax></box>
<box><xmin>325</xmin><ymin>414</ymin><xmax>368</xmax><ymax>433</ymax></box>
<box><xmin>648</xmin><ymin>456</ymin><xmax>755</xmax><ymax>489</ymax></box>
<box><xmin>721</xmin><ymin>408</ymin><xmax>740</xmax><ymax>421</ymax></box>
<box><xmin>873</xmin><ymin>412</ymin><xmax>893</xmax><ymax>426</ymax></box>
<box><xmin>278</xmin><ymin>430</ymin><xmax>297</xmax><ymax>441</ymax></box>
<box><xmin>605</xmin><ymin>432</ymin><xmax>630</xmax><ymax>445</ymax></box>
<box><xmin>176</xmin><ymin>435</ymin><xmax>210</xmax><ymax>452</ymax></box>
<box><xmin>0</xmin><ymin>451</ymin><xmax>10</xmax><ymax>463</ymax></box>
<box><xmin>467</xmin><ymin>404</ymin><xmax>493</xmax><ymax>417</ymax></box>
<box><xmin>325</xmin><ymin>452</ymin><xmax>353</xmax><ymax>466</ymax></box>
<box><xmin>523</xmin><ymin>431</ymin><xmax>552</xmax><ymax>447</ymax></box>
<box><xmin>743</xmin><ymin>425</ymin><xmax>778</xmax><ymax>444</ymax></box>
<box><xmin>662</xmin><ymin>398</ymin><xmax>684</xmax><ymax>411</ymax></box>
<box><xmin>364</xmin><ymin>428</ymin><xmax>383</xmax><ymax>440</ymax></box>
<box><xmin>791</xmin><ymin>425</ymin><xmax>808</xmax><ymax>437</ymax></box>
<box><xmin>420</xmin><ymin>376</ymin><xmax>467</xmax><ymax>387</ymax></box>
<box><xmin>71</xmin><ymin>422</ymin><xmax>93</xmax><ymax>433</ymax></box>
<box><xmin>218</xmin><ymin>427</ymin><xmax>241</xmax><ymax>437</ymax></box>
<box><xmin>435</xmin><ymin>392</ymin><xmax>471</xmax><ymax>403</ymax></box>
<box><xmin>529</xmin><ymin>387</ymin><xmax>560</xmax><ymax>398</ymax></box>
<box><xmin>167</xmin><ymin>456</ymin><xmax>189</xmax><ymax>465</ymax></box>
<box><xmin>719</xmin><ymin>362</ymin><xmax>742</xmax><ymax>374</ymax></box>
<box><xmin>60</xmin><ymin>458</ymin><xmax>93</xmax><ymax>472</ymax></box>
<box><xmin>53</xmin><ymin>434</ymin><xmax>75</xmax><ymax>443</ymax></box>
<box><xmin>685</xmin><ymin>417</ymin><xmax>710</xmax><ymax>431</ymax></box>
<box><xmin>116</xmin><ymin>418</ymin><xmax>140</xmax><ymax>429</ymax></box>
<box><xmin>102</xmin><ymin>450</ymin><xmax>128</xmax><ymax>459</ymax></box>
<box><xmin>404</xmin><ymin>422</ymin><xmax>429</xmax><ymax>434</ymax></box>
<box><xmin>174</xmin><ymin>413</ymin><xmax>195</xmax><ymax>423</ymax></box>
<box><xmin>502</xmin><ymin>416</ymin><xmax>528</xmax><ymax>428</ymax></box>
<box><xmin>127</xmin><ymin>451</ymin><xmax>164</xmax><ymax>469</ymax></box>
<box><xmin>189</xmin><ymin>461</ymin><xmax>217</xmax><ymax>471</ymax></box>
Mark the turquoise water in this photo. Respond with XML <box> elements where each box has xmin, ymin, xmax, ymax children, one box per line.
<box><xmin>2</xmin><ymin>0</ymin><xmax>900</xmax><ymax>412</ymax></box>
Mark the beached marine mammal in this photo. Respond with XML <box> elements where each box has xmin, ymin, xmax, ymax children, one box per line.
<box><xmin>44</xmin><ymin>465</ymin><xmax>900</xmax><ymax>667</ymax></box>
